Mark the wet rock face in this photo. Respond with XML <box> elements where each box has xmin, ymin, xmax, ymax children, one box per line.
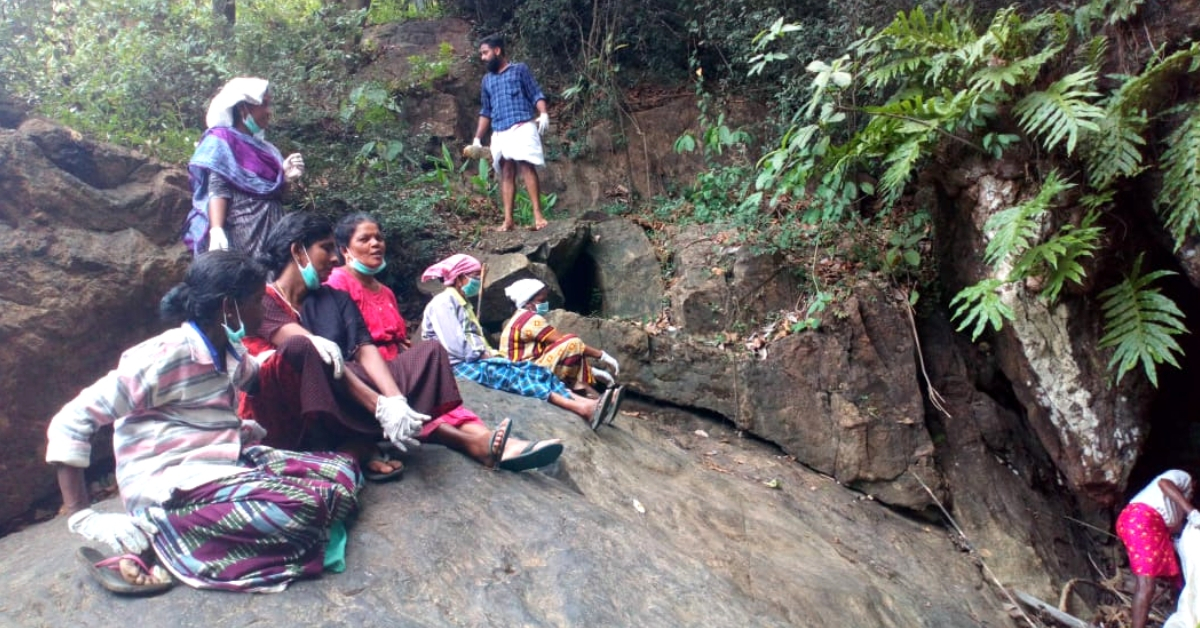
<box><xmin>0</xmin><ymin>118</ymin><xmax>190</xmax><ymax>531</ymax></box>
<box><xmin>0</xmin><ymin>381</ymin><xmax>1009</xmax><ymax>627</ymax></box>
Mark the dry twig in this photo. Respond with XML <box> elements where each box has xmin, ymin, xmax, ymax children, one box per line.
<box><xmin>910</xmin><ymin>470</ymin><xmax>1043</xmax><ymax>628</ymax></box>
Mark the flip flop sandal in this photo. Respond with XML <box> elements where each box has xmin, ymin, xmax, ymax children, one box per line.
<box><xmin>77</xmin><ymin>546</ymin><xmax>173</xmax><ymax>596</ymax></box>
<box><xmin>603</xmin><ymin>385</ymin><xmax>627</xmax><ymax>426</ymax></box>
<box><xmin>364</xmin><ymin>448</ymin><xmax>404</xmax><ymax>483</ymax></box>
<box><xmin>589</xmin><ymin>388</ymin><xmax>614</xmax><ymax>431</ymax></box>
<box><xmin>498</xmin><ymin>441</ymin><xmax>564</xmax><ymax>472</ymax></box>
<box><xmin>486</xmin><ymin>418</ymin><xmax>513</xmax><ymax>470</ymax></box>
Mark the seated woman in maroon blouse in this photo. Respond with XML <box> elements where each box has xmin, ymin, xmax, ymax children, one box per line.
<box><xmin>326</xmin><ymin>212</ymin><xmax>562</xmax><ymax>472</ymax></box>
<box><xmin>240</xmin><ymin>212</ymin><xmax>486</xmax><ymax>480</ymax></box>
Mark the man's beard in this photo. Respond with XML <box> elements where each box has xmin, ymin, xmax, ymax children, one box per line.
<box><xmin>486</xmin><ymin>57</ymin><xmax>502</xmax><ymax>73</ymax></box>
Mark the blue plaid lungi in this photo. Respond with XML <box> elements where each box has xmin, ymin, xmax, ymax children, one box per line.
<box><xmin>453</xmin><ymin>357</ymin><xmax>571</xmax><ymax>400</ymax></box>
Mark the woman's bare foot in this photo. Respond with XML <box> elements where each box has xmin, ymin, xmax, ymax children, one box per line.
<box><xmin>531</xmin><ymin>217</ymin><xmax>549</xmax><ymax>231</ymax></box>
<box><xmin>366</xmin><ymin>457</ymin><xmax>404</xmax><ymax>475</ymax></box>
<box><xmin>117</xmin><ymin>557</ymin><xmax>171</xmax><ymax>586</ymax></box>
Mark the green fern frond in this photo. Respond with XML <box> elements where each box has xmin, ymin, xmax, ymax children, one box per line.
<box><xmin>968</xmin><ymin>45</ymin><xmax>1060</xmax><ymax>94</ymax></box>
<box><xmin>983</xmin><ymin>171</ymin><xmax>1074</xmax><ymax>268</ymax></box>
<box><xmin>1110</xmin><ymin>44</ymin><xmax>1200</xmax><ymax>115</ymax></box>
<box><xmin>1014</xmin><ymin>211</ymin><xmax>1103</xmax><ymax>302</ymax></box>
<box><xmin>951</xmin><ymin>279</ymin><xmax>1015</xmax><ymax>340</ymax></box>
<box><xmin>1107</xmin><ymin>0</ymin><xmax>1146</xmax><ymax>24</ymax></box>
<box><xmin>879</xmin><ymin>138</ymin><xmax>925</xmax><ymax>207</ymax></box>
<box><xmin>1154</xmin><ymin>105</ymin><xmax>1200</xmax><ymax>249</ymax></box>
<box><xmin>1082</xmin><ymin>107</ymin><xmax>1147</xmax><ymax>189</ymax></box>
<box><xmin>1098</xmin><ymin>255</ymin><xmax>1187</xmax><ymax>387</ymax></box>
<box><xmin>1014</xmin><ymin>68</ymin><xmax>1104</xmax><ymax>154</ymax></box>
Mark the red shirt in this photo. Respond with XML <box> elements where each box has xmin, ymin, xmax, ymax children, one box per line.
<box><xmin>325</xmin><ymin>266</ymin><xmax>408</xmax><ymax>361</ymax></box>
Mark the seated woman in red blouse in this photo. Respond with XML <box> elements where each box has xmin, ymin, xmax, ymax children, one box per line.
<box><xmin>326</xmin><ymin>212</ymin><xmax>562</xmax><ymax>472</ymax></box>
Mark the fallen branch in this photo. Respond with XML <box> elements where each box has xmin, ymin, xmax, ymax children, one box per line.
<box><xmin>1013</xmin><ymin>590</ymin><xmax>1093</xmax><ymax>628</ymax></box>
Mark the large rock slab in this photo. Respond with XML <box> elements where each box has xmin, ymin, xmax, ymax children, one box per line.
<box><xmin>918</xmin><ymin>311</ymin><xmax>1095</xmax><ymax>600</ymax></box>
<box><xmin>0</xmin><ymin>382</ymin><xmax>1008</xmax><ymax>627</ymax></box>
<box><xmin>933</xmin><ymin>157</ymin><xmax>1154</xmax><ymax>505</ymax></box>
<box><xmin>548</xmin><ymin>282</ymin><xmax>942</xmax><ymax>510</ymax></box>
<box><xmin>665</xmin><ymin>225</ymin><xmax>802</xmax><ymax>334</ymax></box>
<box><xmin>0</xmin><ymin>119</ymin><xmax>191</xmax><ymax>532</ymax></box>
<box><xmin>587</xmin><ymin>216</ymin><xmax>664</xmax><ymax>321</ymax></box>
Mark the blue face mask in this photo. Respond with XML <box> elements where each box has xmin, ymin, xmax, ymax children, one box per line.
<box><xmin>243</xmin><ymin>112</ymin><xmax>264</xmax><ymax>138</ymax></box>
<box><xmin>222</xmin><ymin>300</ymin><xmax>247</xmax><ymax>358</ymax></box>
<box><xmin>297</xmin><ymin>249</ymin><xmax>321</xmax><ymax>290</ymax></box>
<box><xmin>349</xmin><ymin>255</ymin><xmax>386</xmax><ymax>276</ymax></box>
<box><xmin>461</xmin><ymin>276</ymin><xmax>481</xmax><ymax>298</ymax></box>
<box><xmin>535</xmin><ymin>301</ymin><xmax>550</xmax><ymax>315</ymax></box>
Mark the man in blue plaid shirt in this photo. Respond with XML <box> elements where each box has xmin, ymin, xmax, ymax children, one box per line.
<box><xmin>472</xmin><ymin>34</ymin><xmax>551</xmax><ymax>232</ymax></box>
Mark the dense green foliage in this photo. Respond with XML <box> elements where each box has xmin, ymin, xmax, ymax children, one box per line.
<box><xmin>734</xmin><ymin>0</ymin><xmax>1197</xmax><ymax>385</ymax></box>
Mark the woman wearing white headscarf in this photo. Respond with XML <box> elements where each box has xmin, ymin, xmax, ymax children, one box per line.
<box><xmin>499</xmin><ymin>278</ymin><xmax>621</xmax><ymax>404</ymax></box>
<box><xmin>183</xmin><ymin>77</ymin><xmax>305</xmax><ymax>258</ymax></box>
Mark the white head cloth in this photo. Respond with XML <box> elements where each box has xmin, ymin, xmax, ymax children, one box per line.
<box><xmin>505</xmin><ymin>278</ymin><xmax>545</xmax><ymax>309</ymax></box>
<box><xmin>205</xmin><ymin>77</ymin><xmax>270</xmax><ymax>129</ymax></box>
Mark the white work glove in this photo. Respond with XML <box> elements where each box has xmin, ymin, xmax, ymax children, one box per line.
<box><xmin>1188</xmin><ymin>510</ymin><xmax>1200</xmax><ymax>531</ymax></box>
<box><xmin>252</xmin><ymin>348</ymin><xmax>276</xmax><ymax>366</ymax></box>
<box><xmin>306</xmin><ymin>335</ymin><xmax>344</xmax><ymax>379</ymax></box>
<box><xmin>472</xmin><ymin>137</ymin><xmax>482</xmax><ymax>148</ymax></box>
<box><xmin>375</xmin><ymin>395</ymin><xmax>428</xmax><ymax>452</ymax></box>
<box><xmin>208</xmin><ymin>226</ymin><xmax>229</xmax><ymax>251</ymax></box>
<box><xmin>239</xmin><ymin>420</ymin><xmax>268</xmax><ymax>447</ymax></box>
<box><xmin>536</xmin><ymin>112</ymin><xmax>549</xmax><ymax>135</ymax></box>
<box><xmin>599</xmin><ymin>351</ymin><xmax>620</xmax><ymax>376</ymax></box>
<box><xmin>283</xmin><ymin>153</ymin><xmax>305</xmax><ymax>181</ymax></box>
<box><xmin>68</xmin><ymin>508</ymin><xmax>158</xmax><ymax>554</ymax></box>
<box><xmin>592</xmin><ymin>367</ymin><xmax>614</xmax><ymax>387</ymax></box>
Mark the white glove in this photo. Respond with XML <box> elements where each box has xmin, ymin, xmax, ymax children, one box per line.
<box><xmin>472</xmin><ymin>137</ymin><xmax>482</xmax><ymax>148</ymax></box>
<box><xmin>592</xmin><ymin>367</ymin><xmax>614</xmax><ymax>386</ymax></box>
<box><xmin>239</xmin><ymin>420</ymin><xmax>268</xmax><ymax>447</ymax></box>
<box><xmin>599</xmin><ymin>351</ymin><xmax>620</xmax><ymax>376</ymax></box>
<box><xmin>375</xmin><ymin>395</ymin><xmax>428</xmax><ymax>452</ymax></box>
<box><xmin>536</xmin><ymin>113</ymin><xmax>549</xmax><ymax>135</ymax></box>
<box><xmin>68</xmin><ymin>508</ymin><xmax>158</xmax><ymax>554</ymax></box>
<box><xmin>208</xmin><ymin>226</ymin><xmax>229</xmax><ymax>251</ymax></box>
<box><xmin>1188</xmin><ymin>510</ymin><xmax>1200</xmax><ymax>530</ymax></box>
<box><xmin>283</xmin><ymin>153</ymin><xmax>305</xmax><ymax>181</ymax></box>
<box><xmin>252</xmin><ymin>348</ymin><xmax>276</xmax><ymax>366</ymax></box>
<box><xmin>306</xmin><ymin>335</ymin><xmax>344</xmax><ymax>379</ymax></box>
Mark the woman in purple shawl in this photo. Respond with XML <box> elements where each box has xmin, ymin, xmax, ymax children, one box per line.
<box><xmin>185</xmin><ymin>77</ymin><xmax>305</xmax><ymax>258</ymax></box>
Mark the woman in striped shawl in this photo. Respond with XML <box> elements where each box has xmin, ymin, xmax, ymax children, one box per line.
<box><xmin>46</xmin><ymin>251</ymin><xmax>361</xmax><ymax>594</ymax></box>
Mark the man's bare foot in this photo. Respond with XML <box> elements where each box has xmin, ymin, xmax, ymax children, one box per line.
<box><xmin>496</xmin><ymin>222</ymin><xmax>515</xmax><ymax>232</ymax></box>
<box><xmin>531</xmin><ymin>218</ymin><xmax>549</xmax><ymax>231</ymax></box>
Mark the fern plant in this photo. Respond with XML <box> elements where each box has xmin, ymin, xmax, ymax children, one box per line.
<box><xmin>1098</xmin><ymin>255</ymin><xmax>1188</xmax><ymax>387</ymax></box>
<box><xmin>746</xmin><ymin>0</ymin><xmax>1200</xmax><ymax>386</ymax></box>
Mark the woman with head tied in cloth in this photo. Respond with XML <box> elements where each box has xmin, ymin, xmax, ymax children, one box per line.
<box><xmin>183</xmin><ymin>77</ymin><xmax>306</xmax><ymax>258</ymax></box>
<box><xmin>420</xmin><ymin>254</ymin><xmax>621</xmax><ymax>430</ymax></box>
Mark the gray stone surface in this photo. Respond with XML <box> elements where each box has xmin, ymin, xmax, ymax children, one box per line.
<box><xmin>547</xmin><ymin>282</ymin><xmax>943</xmax><ymax>511</ymax></box>
<box><xmin>588</xmin><ymin>217</ymin><xmax>664</xmax><ymax>321</ymax></box>
<box><xmin>0</xmin><ymin>381</ymin><xmax>1008</xmax><ymax>628</ymax></box>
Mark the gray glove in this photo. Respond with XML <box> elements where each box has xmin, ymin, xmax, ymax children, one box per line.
<box><xmin>375</xmin><ymin>395</ymin><xmax>428</xmax><ymax>452</ymax></box>
<box><xmin>68</xmin><ymin>508</ymin><xmax>158</xmax><ymax>554</ymax></box>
